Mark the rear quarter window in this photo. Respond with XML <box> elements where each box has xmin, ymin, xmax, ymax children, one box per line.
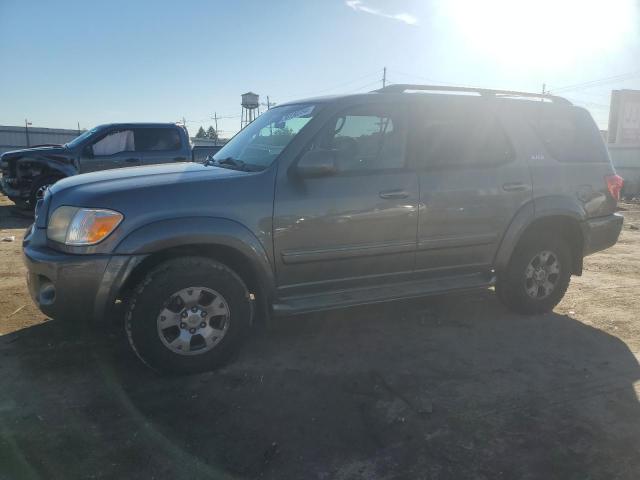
<box><xmin>531</xmin><ymin>107</ymin><xmax>608</xmax><ymax>163</ymax></box>
<box><xmin>135</xmin><ymin>128</ymin><xmax>182</xmax><ymax>152</ymax></box>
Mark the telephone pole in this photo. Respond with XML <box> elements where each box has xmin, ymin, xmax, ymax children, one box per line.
<box><xmin>24</xmin><ymin>119</ymin><xmax>32</xmax><ymax>147</ymax></box>
<box><xmin>382</xmin><ymin>67</ymin><xmax>387</xmax><ymax>88</ymax></box>
<box><xmin>213</xmin><ymin>112</ymin><xmax>219</xmax><ymax>145</ymax></box>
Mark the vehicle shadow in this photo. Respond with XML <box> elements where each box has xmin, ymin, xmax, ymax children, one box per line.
<box><xmin>0</xmin><ymin>203</ymin><xmax>33</xmax><ymax>230</ymax></box>
<box><xmin>2</xmin><ymin>291</ymin><xmax>640</xmax><ymax>479</ymax></box>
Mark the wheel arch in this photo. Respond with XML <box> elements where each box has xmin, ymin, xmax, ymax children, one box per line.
<box><xmin>114</xmin><ymin>218</ymin><xmax>276</xmax><ymax>323</ymax></box>
<box><xmin>495</xmin><ymin>198</ymin><xmax>586</xmax><ymax>275</ymax></box>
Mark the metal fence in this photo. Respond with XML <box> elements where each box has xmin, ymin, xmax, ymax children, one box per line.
<box><xmin>0</xmin><ymin>125</ymin><xmax>81</xmax><ymax>155</ymax></box>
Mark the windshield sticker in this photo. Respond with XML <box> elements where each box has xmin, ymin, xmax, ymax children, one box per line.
<box><xmin>279</xmin><ymin>105</ymin><xmax>315</xmax><ymax>122</ymax></box>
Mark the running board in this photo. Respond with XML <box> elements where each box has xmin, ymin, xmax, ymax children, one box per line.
<box><xmin>272</xmin><ymin>272</ymin><xmax>494</xmax><ymax>316</ymax></box>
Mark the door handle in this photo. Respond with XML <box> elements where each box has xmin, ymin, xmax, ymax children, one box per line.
<box><xmin>502</xmin><ymin>182</ymin><xmax>528</xmax><ymax>192</ymax></box>
<box><xmin>379</xmin><ymin>189</ymin><xmax>409</xmax><ymax>199</ymax></box>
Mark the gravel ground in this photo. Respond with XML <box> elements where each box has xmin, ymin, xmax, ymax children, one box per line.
<box><xmin>1</xmin><ymin>194</ymin><xmax>639</xmax><ymax>479</ymax></box>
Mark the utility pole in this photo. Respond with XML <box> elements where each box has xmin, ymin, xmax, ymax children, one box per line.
<box><xmin>382</xmin><ymin>67</ymin><xmax>387</xmax><ymax>88</ymax></box>
<box><xmin>24</xmin><ymin>119</ymin><xmax>32</xmax><ymax>147</ymax></box>
<box><xmin>213</xmin><ymin>112</ymin><xmax>218</xmax><ymax>145</ymax></box>
<box><xmin>77</xmin><ymin>121</ymin><xmax>81</xmax><ymax>134</ymax></box>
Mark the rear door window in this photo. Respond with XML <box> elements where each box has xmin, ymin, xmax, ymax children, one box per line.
<box><xmin>412</xmin><ymin>103</ymin><xmax>514</xmax><ymax>169</ymax></box>
<box><xmin>531</xmin><ymin>107</ymin><xmax>607</xmax><ymax>163</ymax></box>
<box><xmin>135</xmin><ymin>128</ymin><xmax>182</xmax><ymax>152</ymax></box>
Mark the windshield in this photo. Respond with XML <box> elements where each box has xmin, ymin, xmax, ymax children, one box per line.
<box><xmin>212</xmin><ymin>104</ymin><xmax>317</xmax><ymax>170</ymax></box>
<box><xmin>65</xmin><ymin>127</ymin><xmax>100</xmax><ymax>148</ymax></box>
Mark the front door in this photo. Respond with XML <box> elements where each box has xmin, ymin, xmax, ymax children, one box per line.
<box><xmin>79</xmin><ymin>128</ymin><xmax>142</xmax><ymax>173</ymax></box>
<box><xmin>410</xmin><ymin>98</ymin><xmax>533</xmax><ymax>276</ymax></box>
<box><xmin>273</xmin><ymin>103</ymin><xmax>419</xmax><ymax>298</ymax></box>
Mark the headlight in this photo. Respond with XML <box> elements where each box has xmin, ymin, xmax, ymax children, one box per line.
<box><xmin>47</xmin><ymin>207</ymin><xmax>123</xmax><ymax>245</ymax></box>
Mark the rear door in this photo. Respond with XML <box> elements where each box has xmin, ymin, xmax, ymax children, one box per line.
<box><xmin>136</xmin><ymin>127</ymin><xmax>188</xmax><ymax>165</ymax></box>
<box><xmin>410</xmin><ymin>98</ymin><xmax>532</xmax><ymax>276</ymax></box>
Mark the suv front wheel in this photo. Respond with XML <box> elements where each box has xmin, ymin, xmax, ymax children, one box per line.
<box><xmin>496</xmin><ymin>232</ymin><xmax>572</xmax><ymax>315</ymax></box>
<box><xmin>125</xmin><ymin>257</ymin><xmax>252</xmax><ymax>373</ymax></box>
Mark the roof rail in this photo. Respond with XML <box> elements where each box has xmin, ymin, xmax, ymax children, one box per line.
<box><xmin>373</xmin><ymin>84</ymin><xmax>572</xmax><ymax>105</ymax></box>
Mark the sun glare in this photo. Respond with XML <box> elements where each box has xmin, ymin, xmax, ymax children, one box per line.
<box><xmin>443</xmin><ymin>0</ymin><xmax>636</xmax><ymax>68</ymax></box>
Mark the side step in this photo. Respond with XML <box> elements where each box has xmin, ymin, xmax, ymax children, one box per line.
<box><xmin>272</xmin><ymin>272</ymin><xmax>493</xmax><ymax>316</ymax></box>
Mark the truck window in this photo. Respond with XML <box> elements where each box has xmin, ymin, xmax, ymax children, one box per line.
<box><xmin>91</xmin><ymin>130</ymin><xmax>135</xmax><ymax>156</ymax></box>
<box><xmin>135</xmin><ymin>128</ymin><xmax>182</xmax><ymax>152</ymax></box>
<box><xmin>413</xmin><ymin>106</ymin><xmax>513</xmax><ymax>168</ymax></box>
<box><xmin>531</xmin><ymin>107</ymin><xmax>608</xmax><ymax>163</ymax></box>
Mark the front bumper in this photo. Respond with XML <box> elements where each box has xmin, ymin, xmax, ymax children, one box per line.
<box><xmin>22</xmin><ymin>226</ymin><xmax>146</xmax><ymax>324</ymax></box>
<box><xmin>1</xmin><ymin>175</ymin><xmax>31</xmax><ymax>201</ymax></box>
<box><xmin>583</xmin><ymin>213</ymin><xmax>624</xmax><ymax>256</ymax></box>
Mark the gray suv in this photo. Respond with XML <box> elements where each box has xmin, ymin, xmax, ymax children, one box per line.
<box><xmin>22</xmin><ymin>85</ymin><xmax>624</xmax><ymax>373</ymax></box>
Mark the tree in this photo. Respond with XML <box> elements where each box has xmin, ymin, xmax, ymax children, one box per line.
<box><xmin>206</xmin><ymin>126</ymin><xmax>218</xmax><ymax>141</ymax></box>
<box><xmin>195</xmin><ymin>126</ymin><xmax>206</xmax><ymax>138</ymax></box>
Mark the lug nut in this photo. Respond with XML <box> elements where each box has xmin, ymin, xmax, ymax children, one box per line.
<box><xmin>200</xmin><ymin>311</ymin><xmax>207</xmax><ymax>317</ymax></box>
<box><xmin>200</xmin><ymin>322</ymin><xmax>206</xmax><ymax>328</ymax></box>
<box><xmin>189</xmin><ymin>328</ymin><xmax>196</xmax><ymax>334</ymax></box>
<box><xmin>181</xmin><ymin>311</ymin><xmax>188</xmax><ymax>318</ymax></box>
<box><xmin>180</xmin><ymin>322</ymin><xmax>186</xmax><ymax>329</ymax></box>
<box><xmin>191</xmin><ymin>307</ymin><xmax>198</xmax><ymax>313</ymax></box>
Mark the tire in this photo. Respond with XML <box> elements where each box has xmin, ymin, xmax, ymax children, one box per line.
<box><xmin>496</xmin><ymin>232</ymin><xmax>572</xmax><ymax>315</ymax></box>
<box><xmin>29</xmin><ymin>175</ymin><xmax>62</xmax><ymax>208</ymax></box>
<box><xmin>125</xmin><ymin>256</ymin><xmax>252</xmax><ymax>374</ymax></box>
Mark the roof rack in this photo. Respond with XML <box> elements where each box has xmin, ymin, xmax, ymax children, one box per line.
<box><xmin>373</xmin><ymin>84</ymin><xmax>572</xmax><ymax>105</ymax></box>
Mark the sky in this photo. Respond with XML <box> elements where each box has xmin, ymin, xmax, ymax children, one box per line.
<box><xmin>1</xmin><ymin>0</ymin><xmax>639</xmax><ymax>137</ymax></box>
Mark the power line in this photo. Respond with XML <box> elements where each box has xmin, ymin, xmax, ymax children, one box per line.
<box><xmin>278</xmin><ymin>69</ymin><xmax>383</xmax><ymax>102</ymax></box>
<box><xmin>389</xmin><ymin>69</ymin><xmax>484</xmax><ymax>89</ymax></box>
<box><xmin>549</xmin><ymin>70</ymin><xmax>640</xmax><ymax>94</ymax></box>
<box><xmin>349</xmin><ymin>79</ymin><xmax>386</xmax><ymax>93</ymax></box>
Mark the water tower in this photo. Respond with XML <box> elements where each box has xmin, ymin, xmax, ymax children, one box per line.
<box><xmin>241</xmin><ymin>92</ymin><xmax>260</xmax><ymax>129</ymax></box>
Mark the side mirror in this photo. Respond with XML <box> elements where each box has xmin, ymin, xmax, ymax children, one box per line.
<box><xmin>294</xmin><ymin>150</ymin><xmax>337</xmax><ymax>178</ymax></box>
<box><xmin>83</xmin><ymin>145</ymin><xmax>94</xmax><ymax>158</ymax></box>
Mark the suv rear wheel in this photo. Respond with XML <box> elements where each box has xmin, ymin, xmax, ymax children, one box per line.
<box><xmin>496</xmin><ymin>232</ymin><xmax>572</xmax><ymax>315</ymax></box>
<box><xmin>125</xmin><ymin>257</ymin><xmax>252</xmax><ymax>373</ymax></box>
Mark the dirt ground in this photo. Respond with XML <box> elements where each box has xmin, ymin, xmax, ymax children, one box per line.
<box><xmin>1</xmin><ymin>193</ymin><xmax>639</xmax><ymax>480</ymax></box>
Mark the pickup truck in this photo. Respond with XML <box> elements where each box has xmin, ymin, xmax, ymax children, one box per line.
<box><xmin>0</xmin><ymin>123</ymin><xmax>192</xmax><ymax>208</ymax></box>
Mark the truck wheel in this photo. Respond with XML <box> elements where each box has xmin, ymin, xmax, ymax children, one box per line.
<box><xmin>496</xmin><ymin>233</ymin><xmax>571</xmax><ymax>315</ymax></box>
<box><xmin>30</xmin><ymin>175</ymin><xmax>62</xmax><ymax>207</ymax></box>
<box><xmin>125</xmin><ymin>257</ymin><xmax>252</xmax><ymax>374</ymax></box>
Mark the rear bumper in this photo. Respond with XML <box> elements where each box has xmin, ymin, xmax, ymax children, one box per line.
<box><xmin>22</xmin><ymin>227</ymin><xmax>146</xmax><ymax>324</ymax></box>
<box><xmin>583</xmin><ymin>213</ymin><xmax>624</xmax><ymax>256</ymax></box>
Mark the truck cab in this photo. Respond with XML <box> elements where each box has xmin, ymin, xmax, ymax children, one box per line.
<box><xmin>0</xmin><ymin>123</ymin><xmax>191</xmax><ymax>208</ymax></box>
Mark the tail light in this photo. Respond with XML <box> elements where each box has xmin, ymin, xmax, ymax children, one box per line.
<box><xmin>605</xmin><ymin>174</ymin><xmax>624</xmax><ymax>202</ymax></box>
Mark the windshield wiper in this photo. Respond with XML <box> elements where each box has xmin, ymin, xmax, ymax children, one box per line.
<box><xmin>209</xmin><ymin>156</ymin><xmax>253</xmax><ymax>171</ymax></box>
